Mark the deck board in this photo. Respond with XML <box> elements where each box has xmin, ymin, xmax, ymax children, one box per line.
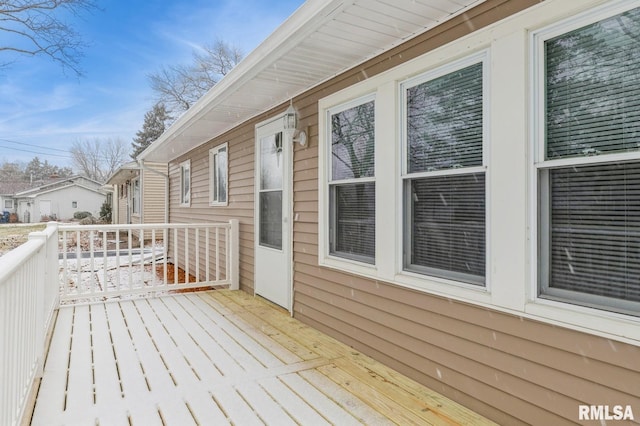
<box><xmin>31</xmin><ymin>290</ymin><xmax>496</xmax><ymax>425</ymax></box>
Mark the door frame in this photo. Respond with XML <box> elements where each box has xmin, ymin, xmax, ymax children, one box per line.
<box><xmin>254</xmin><ymin>113</ymin><xmax>294</xmax><ymax>313</ymax></box>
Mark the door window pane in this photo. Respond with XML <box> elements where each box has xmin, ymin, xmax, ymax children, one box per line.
<box><xmin>259</xmin><ymin>191</ymin><xmax>282</xmax><ymax>250</ymax></box>
<box><xmin>260</xmin><ymin>133</ymin><xmax>283</xmax><ymax>190</ymax></box>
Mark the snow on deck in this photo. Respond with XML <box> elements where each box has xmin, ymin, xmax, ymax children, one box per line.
<box><xmin>31</xmin><ymin>290</ymin><xmax>495</xmax><ymax>425</ymax></box>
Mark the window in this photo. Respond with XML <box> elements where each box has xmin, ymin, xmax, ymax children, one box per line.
<box><xmin>401</xmin><ymin>58</ymin><xmax>487</xmax><ymax>286</ymax></box>
<box><xmin>180</xmin><ymin>160</ymin><xmax>191</xmax><ymax>206</ymax></box>
<box><xmin>259</xmin><ymin>133</ymin><xmax>283</xmax><ymax>249</ymax></box>
<box><xmin>327</xmin><ymin>96</ymin><xmax>375</xmax><ymax>264</ymax></box>
<box><xmin>132</xmin><ymin>178</ymin><xmax>140</xmax><ymax>214</ymax></box>
<box><xmin>209</xmin><ymin>143</ymin><xmax>228</xmax><ymax>206</ymax></box>
<box><xmin>535</xmin><ymin>5</ymin><xmax>640</xmax><ymax>315</ymax></box>
<box><xmin>72</xmin><ymin>201</ymin><xmax>78</xmax><ymax>208</ymax></box>
<box><xmin>4</xmin><ymin>199</ymin><xmax>13</xmax><ymax>209</ymax></box>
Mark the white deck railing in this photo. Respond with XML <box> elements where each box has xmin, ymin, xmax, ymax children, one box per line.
<box><xmin>0</xmin><ymin>220</ymin><xmax>239</xmax><ymax>425</ymax></box>
<box><xmin>0</xmin><ymin>223</ymin><xmax>59</xmax><ymax>426</ymax></box>
<box><xmin>58</xmin><ymin>220</ymin><xmax>239</xmax><ymax>304</ymax></box>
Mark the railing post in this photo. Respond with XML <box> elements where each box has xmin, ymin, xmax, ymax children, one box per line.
<box><xmin>27</xmin><ymin>230</ymin><xmax>46</xmax><ymax>379</ymax></box>
<box><xmin>229</xmin><ymin>219</ymin><xmax>239</xmax><ymax>290</ymax></box>
<box><xmin>46</xmin><ymin>222</ymin><xmax>60</xmax><ymax>312</ymax></box>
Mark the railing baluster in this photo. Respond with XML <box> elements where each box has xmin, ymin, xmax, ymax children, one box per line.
<box><xmin>206</xmin><ymin>227</ymin><xmax>210</xmax><ymax>283</ymax></box>
<box><xmin>164</xmin><ymin>228</ymin><xmax>168</xmax><ymax>287</ymax></box>
<box><xmin>89</xmin><ymin>230</ymin><xmax>95</xmax><ymax>296</ymax></box>
<box><xmin>62</xmin><ymin>230</ymin><xmax>68</xmax><ymax>298</ymax></box>
<box><xmin>128</xmin><ymin>228</ymin><xmax>133</xmax><ymax>292</ymax></box>
<box><xmin>215</xmin><ymin>227</ymin><xmax>220</xmax><ymax>281</ymax></box>
<box><xmin>103</xmin><ymin>230</ymin><xmax>108</xmax><ymax>293</ymax></box>
<box><xmin>76</xmin><ymin>230</ymin><xmax>81</xmax><ymax>296</ymax></box>
<box><xmin>185</xmin><ymin>227</ymin><xmax>189</xmax><ymax>285</ymax></box>
<box><xmin>195</xmin><ymin>228</ymin><xmax>200</xmax><ymax>283</ymax></box>
<box><xmin>151</xmin><ymin>228</ymin><xmax>157</xmax><ymax>291</ymax></box>
<box><xmin>174</xmin><ymin>228</ymin><xmax>178</xmax><ymax>285</ymax></box>
<box><xmin>115</xmin><ymin>228</ymin><xmax>121</xmax><ymax>294</ymax></box>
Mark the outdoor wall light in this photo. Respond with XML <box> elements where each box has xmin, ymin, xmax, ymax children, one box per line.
<box><xmin>283</xmin><ymin>102</ymin><xmax>307</xmax><ymax>146</ymax></box>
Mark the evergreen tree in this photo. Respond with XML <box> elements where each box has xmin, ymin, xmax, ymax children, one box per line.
<box><xmin>131</xmin><ymin>103</ymin><xmax>171</xmax><ymax>159</ymax></box>
<box><xmin>24</xmin><ymin>157</ymin><xmax>72</xmax><ymax>181</ymax></box>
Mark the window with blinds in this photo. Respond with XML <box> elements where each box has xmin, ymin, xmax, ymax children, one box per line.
<box><xmin>328</xmin><ymin>97</ymin><xmax>375</xmax><ymax>263</ymax></box>
<box><xmin>538</xmin><ymin>6</ymin><xmax>640</xmax><ymax>314</ymax></box>
<box><xmin>402</xmin><ymin>59</ymin><xmax>486</xmax><ymax>285</ymax></box>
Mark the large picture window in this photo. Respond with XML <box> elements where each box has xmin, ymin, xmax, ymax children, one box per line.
<box><xmin>536</xmin><ymin>5</ymin><xmax>640</xmax><ymax>314</ymax></box>
<box><xmin>209</xmin><ymin>143</ymin><xmax>228</xmax><ymax>206</ymax></box>
<box><xmin>402</xmin><ymin>59</ymin><xmax>486</xmax><ymax>286</ymax></box>
<box><xmin>328</xmin><ymin>96</ymin><xmax>375</xmax><ymax>264</ymax></box>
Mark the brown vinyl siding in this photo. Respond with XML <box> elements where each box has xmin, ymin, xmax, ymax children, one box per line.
<box><xmin>288</xmin><ymin>1</ymin><xmax>640</xmax><ymax>425</ymax></box>
<box><xmin>141</xmin><ymin>162</ymin><xmax>166</xmax><ymax>224</ymax></box>
<box><xmin>168</xmin><ymin>128</ymin><xmax>258</xmax><ymax>292</ymax></box>
<box><xmin>163</xmin><ymin>0</ymin><xmax>640</xmax><ymax>424</ymax></box>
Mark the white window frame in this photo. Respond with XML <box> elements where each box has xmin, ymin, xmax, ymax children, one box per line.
<box><xmin>327</xmin><ymin>94</ymin><xmax>377</xmax><ymax>265</ymax></box>
<box><xmin>4</xmin><ymin>199</ymin><xmax>13</xmax><ymax>209</ymax></box>
<box><xmin>400</xmin><ymin>53</ymin><xmax>489</xmax><ymax>288</ymax></box>
<box><xmin>319</xmin><ymin>93</ymin><xmax>379</xmax><ymax>277</ymax></box>
<box><xmin>131</xmin><ymin>178</ymin><xmax>140</xmax><ymax>214</ymax></box>
<box><xmin>179</xmin><ymin>160</ymin><xmax>191</xmax><ymax>207</ymax></box>
<box><xmin>209</xmin><ymin>143</ymin><xmax>229</xmax><ymax>206</ymax></box>
<box><xmin>529</xmin><ymin>0</ymin><xmax>640</xmax><ymax>341</ymax></box>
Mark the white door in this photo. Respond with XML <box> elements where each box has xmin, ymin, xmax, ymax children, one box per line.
<box><xmin>255</xmin><ymin>117</ymin><xmax>292</xmax><ymax>310</ymax></box>
<box><xmin>39</xmin><ymin>200</ymin><xmax>51</xmax><ymax>220</ymax></box>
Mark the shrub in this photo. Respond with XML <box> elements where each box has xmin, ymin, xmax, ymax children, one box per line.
<box><xmin>73</xmin><ymin>211</ymin><xmax>92</xmax><ymax>220</ymax></box>
<box><xmin>99</xmin><ymin>200</ymin><xmax>112</xmax><ymax>223</ymax></box>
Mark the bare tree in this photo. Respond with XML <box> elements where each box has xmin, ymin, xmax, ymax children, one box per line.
<box><xmin>70</xmin><ymin>137</ymin><xmax>127</xmax><ymax>182</ymax></box>
<box><xmin>0</xmin><ymin>0</ymin><xmax>98</xmax><ymax>75</ymax></box>
<box><xmin>149</xmin><ymin>39</ymin><xmax>243</xmax><ymax>116</ymax></box>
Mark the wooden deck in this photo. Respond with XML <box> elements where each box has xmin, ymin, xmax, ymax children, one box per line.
<box><xmin>30</xmin><ymin>290</ymin><xmax>495</xmax><ymax>425</ymax></box>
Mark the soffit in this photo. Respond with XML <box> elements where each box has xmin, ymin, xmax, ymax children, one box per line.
<box><xmin>140</xmin><ymin>0</ymin><xmax>486</xmax><ymax>163</ymax></box>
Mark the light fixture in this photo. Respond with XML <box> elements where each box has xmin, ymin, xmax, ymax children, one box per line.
<box><xmin>283</xmin><ymin>101</ymin><xmax>307</xmax><ymax>146</ymax></box>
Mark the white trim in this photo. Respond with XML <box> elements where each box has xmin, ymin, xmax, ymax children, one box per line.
<box><xmin>209</xmin><ymin>143</ymin><xmax>229</xmax><ymax>207</ymax></box>
<box><xmin>321</xmin><ymin>93</ymin><xmax>377</xmax><ymax>268</ymax></box>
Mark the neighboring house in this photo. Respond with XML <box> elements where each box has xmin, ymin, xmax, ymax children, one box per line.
<box><xmin>105</xmin><ymin>161</ymin><xmax>168</xmax><ymax>225</ymax></box>
<box><xmin>14</xmin><ymin>176</ymin><xmax>107</xmax><ymax>223</ymax></box>
<box><xmin>139</xmin><ymin>0</ymin><xmax>640</xmax><ymax>424</ymax></box>
<box><xmin>0</xmin><ymin>182</ymin><xmax>33</xmax><ymax>219</ymax></box>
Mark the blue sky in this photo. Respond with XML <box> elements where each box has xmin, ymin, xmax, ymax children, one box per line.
<box><xmin>0</xmin><ymin>0</ymin><xmax>304</xmax><ymax>168</ymax></box>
